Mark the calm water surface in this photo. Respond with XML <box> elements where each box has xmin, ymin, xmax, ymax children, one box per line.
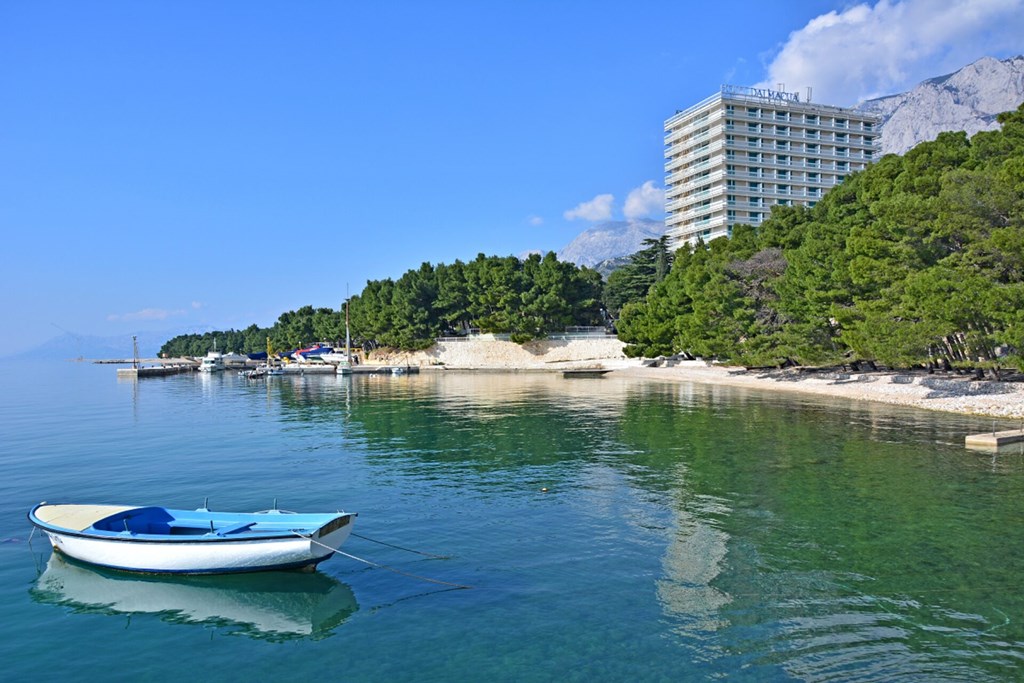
<box><xmin>1</xmin><ymin>361</ymin><xmax>1022</xmax><ymax>682</ymax></box>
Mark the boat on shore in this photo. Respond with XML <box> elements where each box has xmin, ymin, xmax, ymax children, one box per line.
<box><xmin>28</xmin><ymin>502</ymin><xmax>355</xmax><ymax>575</ymax></box>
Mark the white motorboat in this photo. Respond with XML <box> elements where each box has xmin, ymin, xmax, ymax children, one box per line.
<box><xmin>320</xmin><ymin>353</ymin><xmax>353</xmax><ymax>375</ymax></box>
<box><xmin>199</xmin><ymin>351</ymin><xmax>224</xmax><ymax>373</ymax></box>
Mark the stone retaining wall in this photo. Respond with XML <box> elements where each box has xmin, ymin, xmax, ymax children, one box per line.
<box><xmin>367</xmin><ymin>336</ymin><xmax>630</xmax><ymax>370</ymax></box>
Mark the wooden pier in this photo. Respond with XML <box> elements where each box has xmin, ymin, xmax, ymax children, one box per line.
<box><xmin>965</xmin><ymin>429</ymin><xmax>1024</xmax><ymax>450</ymax></box>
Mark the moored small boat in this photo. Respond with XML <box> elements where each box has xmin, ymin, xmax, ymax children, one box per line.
<box><xmin>28</xmin><ymin>502</ymin><xmax>355</xmax><ymax>575</ymax></box>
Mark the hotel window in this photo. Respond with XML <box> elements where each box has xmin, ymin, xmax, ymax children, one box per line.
<box><xmin>807</xmin><ymin>143</ymin><xmax>819</xmax><ymax>154</ymax></box>
<box><xmin>747</xmin><ymin>107</ymin><xmax>760</xmax><ymax>117</ymax></box>
<box><xmin>806</xmin><ymin>158</ymin><xmax>819</xmax><ymax>168</ymax></box>
<box><xmin>776</xmin><ymin>140</ymin><xmax>789</xmax><ymax>151</ymax></box>
<box><xmin>725</xmin><ymin>134</ymin><xmax>735</xmax><ymax>144</ymax></box>
<box><xmin>863</xmin><ymin>122</ymin><xmax>873</xmax><ymax>131</ymax></box>
<box><xmin>777</xmin><ymin>155</ymin><xmax>789</xmax><ymax>165</ymax></box>
<box><xmin>777</xmin><ymin>169</ymin><xmax>789</xmax><ymax>180</ymax></box>
<box><xmin>750</xmin><ymin>212</ymin><xmax>763</xmax><ymax>223</ymax></box>
<box><xmin>836</xmin><ymin>175</ymin><xmax>846</xmax><ymax>183</ymax></box>
<box><xmin>837</xmin><ymin>160</ymin><xmax>848</xmax><ymax>171</ymax></box>
<box><xmin>725</xmin><ymin>104</ymin><xmax>735</xmax><ymax>115</ymax></box>
<box><xmin>726</xmin><ymin>180</ymin><xmax>736</xmax><ymax>190</ymax></box>
<box><xmin>727</xmin><ymin>209</ymin><xmax>736</xmax><ymax>220</ymax></box>
<box><xmin>727</xmin><ymin>195</ymin><xmax>737</xmax><ymax>205</ymax></box>
<box><xmin>725</xmin><ymin>119</ymin><xmax>735</xmax><ymax>130</ymax></box>
<box><xmin>778</xmin><ymin>199</ymin><xmax>790</xmax><ymax>206</ymax></box>
<box><xmin>748</xmin><ymin>137</ymin><xmax>761</xmax><ymax>147</ymax></box>
<box><xmin>776</xmin><ymin>126</ymin><xmax>789</xmax><ymax>136</ymax></box>
<box><xmin>749</xmin><ymin>182</ymin><xmax>762</xmax><ymax>192</ymax></box>
<box><xmin>806</xmin><ymin>114</ymin><xmax>818</xmax><ymax>125</ymax></box>
<box><xmin>726</xmin><ymin>164</ymin><xmax>736</xmax><ymax>175</ymax></box>
<box><xmin>777</xmin><ymin>184</ymin><xmax>789</xmax><ymax>195</ymax></box>
<box><xmin>836</xmin><ymin>132</ymin><xmax>847</xmax><ymax>143</ymax></box>
<box><xmin>835</xmin><ymin>118</ymin><xmax>848</xmax><ymax>129</ymax></box>
<box><xmin>748</xmin><ymin>152</ymin><xmax>761</xmax><ymax>162</ymax></box>
<box><xmin>808</xmin><ymin>172</ymin><xmax>819</xmax><ymax>182</ymax></box>
<box><xmin>749</xmin><ymin>167</ymin><xmax>761</xmax><ymax>177</ymax></box>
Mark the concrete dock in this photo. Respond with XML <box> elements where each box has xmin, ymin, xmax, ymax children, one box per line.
<box><xmin>117</xmin><ymin>363</ymin><xmax>197</xmax><ymax>379</ymax></box>
<box><xmin>965</xmin><ymin>429</ymin><xmax>1024</xmax><ymax>450</ymax></box>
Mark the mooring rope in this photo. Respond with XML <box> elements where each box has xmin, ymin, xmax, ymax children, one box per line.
<box><xmin>350</xmin><ymin>532</ymin><xmax>451</xmax><ymax>559</ymax></box>
<box><xmin>293</xmin><ymin>532</ymin><xmax>473</xmax><ymax>590</ymax></box>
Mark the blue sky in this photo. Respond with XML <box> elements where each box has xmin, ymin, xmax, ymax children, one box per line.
<box><xmin>2</xmin><ymin>0</ymin><xmax>1022</xmax><ymax>355</ymax></box>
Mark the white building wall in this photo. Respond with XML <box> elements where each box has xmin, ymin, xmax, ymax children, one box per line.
<box><xmin>665</xmin><ymin>86</ymin><xmax>880</xmax><ymax>247</ymax></box>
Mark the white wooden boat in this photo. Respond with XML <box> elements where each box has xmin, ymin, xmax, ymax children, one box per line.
<box><xmin>28</xmin><ymin>503</ymin><xmax>355</xmax><ymax>575</ymax></box>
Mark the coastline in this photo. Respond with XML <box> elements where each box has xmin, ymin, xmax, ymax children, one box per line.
<box><xmin>367</xmin><ymin>337</ymin><xmax>1024</xmax><ymax>419</ymax></box>
<box><xmin>612</xmin><ymin>362</ymin><xmax>1024</xmax><ymax>420</ymax></box>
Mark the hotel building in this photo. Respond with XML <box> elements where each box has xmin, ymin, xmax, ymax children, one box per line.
<box><xmin>664</xmin><ymin>85</ymin><xmax>880</xmax><ymax>246</ymax></box>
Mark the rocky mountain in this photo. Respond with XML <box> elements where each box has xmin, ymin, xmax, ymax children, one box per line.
<box><xmin>557</xmin><ymin>219</ymin><xmax>665</xmax><ymax>268</ymax></box>
<box><xmin>6</xmin><ymin>328</ymin><xmax>214</xmax><ymax>360</ymax></box>
<box><xmin>858</xmin><ymin>55</ymin><xmax>1024</xmax><ymax>155</ymax></box>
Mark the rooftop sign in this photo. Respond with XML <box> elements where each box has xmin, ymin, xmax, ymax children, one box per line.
<box><xmin>721</xmin><ymin>84</ymin><xmax>800</xmax><ymax>103</ymax></box>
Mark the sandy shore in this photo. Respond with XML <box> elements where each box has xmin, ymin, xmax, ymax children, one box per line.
<box><xmin>614</xmin><ymin>362</ymin><xmax>1024</xmax><ymax>420</ymax></box>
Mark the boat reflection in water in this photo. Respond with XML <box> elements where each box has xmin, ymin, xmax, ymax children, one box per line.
<box><xmin>31</xmin><ymin>554</ymin><xmax>358</xmax><ymax>640</ymax></box>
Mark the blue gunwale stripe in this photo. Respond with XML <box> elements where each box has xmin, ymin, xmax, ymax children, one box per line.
<box><xmin>28</xmin><ymin>505</ymin><xmax>350</xmax><ymax>545</ymax></box>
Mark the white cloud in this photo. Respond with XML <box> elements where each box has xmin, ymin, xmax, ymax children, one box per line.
<box><xmin>623</xmin><ymin>181</ymin><xmax>666</xmax><ymax>220</ymax></box>
<box><xmin>191</xmin><ymin>301</ymin><xmax>203</xmax><ymax>309</ymax></box>
<box><xmin>759</xmin><ymin>0</ymin><xmax>1024</xmax><ymax>105</ymax></box>
<box><xmin>564</xmin><ymin>193</ymin><xmax>614</xmax><ymax>221</ymax></box>
<box><xmin>527</xmin><ymin>215</ymin><xmax>544</xmax><ymax>226</ymax></box>
<box><xmin>107</xmin><ymin>308</ymin><xmax>185</xmax><ymax>322</ymax></box>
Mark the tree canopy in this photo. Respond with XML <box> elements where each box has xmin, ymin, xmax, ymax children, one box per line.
<box><xmin>160</xmin><ymin>252</ymin><xmax>604</xmax><ymax>355</ymax></box>
<box><xmin>348</xmin><ymin>252</ymin><xmax>604</xmax><ymax>347</ymax></box>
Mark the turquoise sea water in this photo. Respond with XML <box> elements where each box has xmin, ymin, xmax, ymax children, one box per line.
<box><xmin>1</xmin><ymin>361</ymin><xmax>1022</xmax><ymax>682</ymax></box>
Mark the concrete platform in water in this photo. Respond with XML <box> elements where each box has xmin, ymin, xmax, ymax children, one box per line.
<box><xmin>117</xmin><ymin>364</ymin><xmax>196</xmax><ymax>379</ymax></box>
<box><xmin>352</xmin><ymin>365</ymin><xmax>420</xmax><ymax>375</ymax></box>
<box><xmin>965</xmin><ymin>429</ymin><xmax>1024</xmax><ymax>450</ymax></box>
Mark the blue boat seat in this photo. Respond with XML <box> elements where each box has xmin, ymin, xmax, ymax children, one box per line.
<box><xmin>215</xmin><ymin>521</ymin><xmax>256</xmax><ymax>536</ymax></box>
